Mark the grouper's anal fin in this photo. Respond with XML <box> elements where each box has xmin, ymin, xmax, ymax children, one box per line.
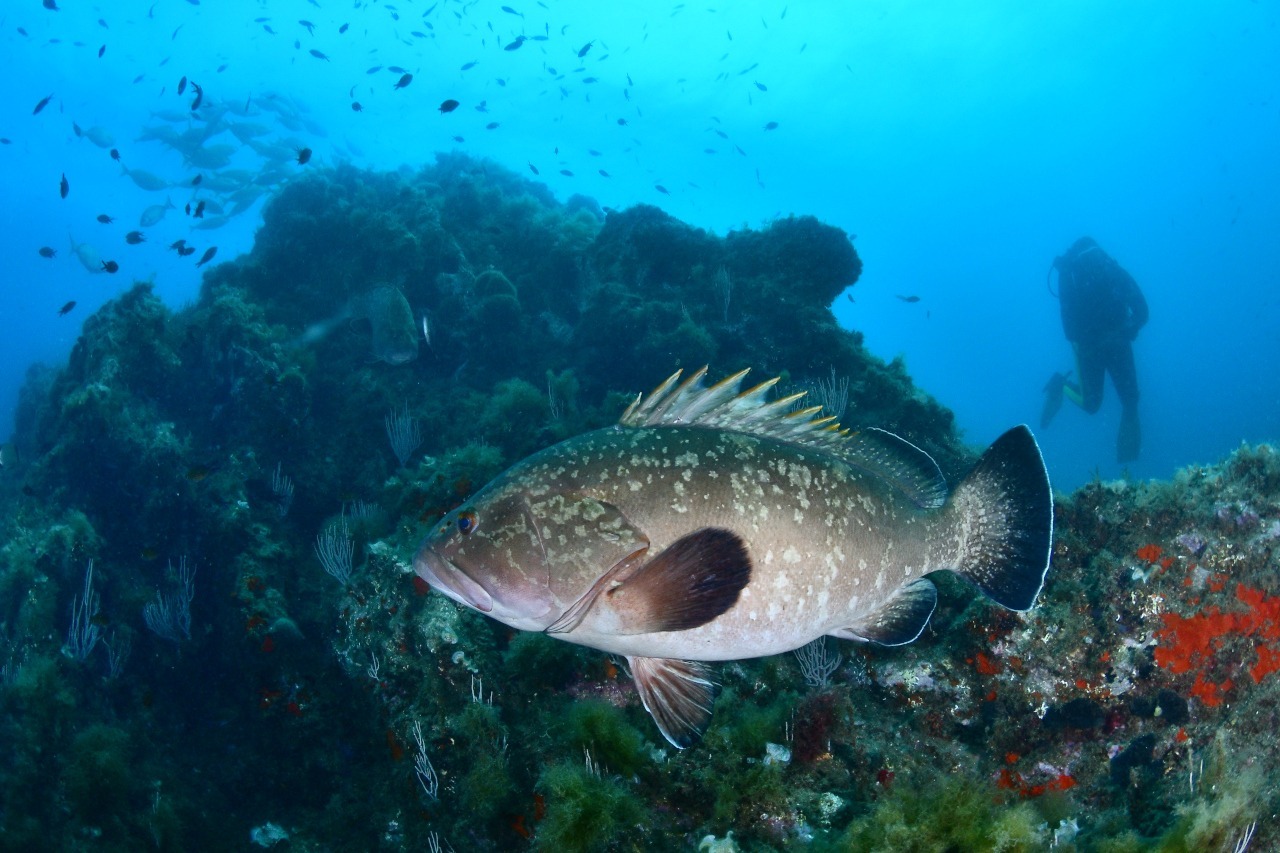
<box><xmin>830</xmin><ymin>577</ymin><xmax>938</xmax><ymax>646</ymax></box>
<box><xmin>628</xmin><ymin>656</ymin><xmax>718</xmax><ymax>749</ymax></box>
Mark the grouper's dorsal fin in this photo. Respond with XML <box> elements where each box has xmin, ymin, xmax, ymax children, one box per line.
<box><xmin>620</xmin><ymin>367</ymin><xmax>847</xmax><ymax>448</ymax></box>
<box><xmin>621</xmin><ymin>368</ymin><xmax>948</xmax><ymax>508</ymax></box>
<box><xmin>840</xmin><ymin>428</ymin><xmax>949</xmax><ymax>509</ymax></box>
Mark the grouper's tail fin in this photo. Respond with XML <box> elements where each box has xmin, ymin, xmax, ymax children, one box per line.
<box><xmin>947</xmin><ymin>425</ymin><xmax>1053</xmax><ymax>611</ymax></box>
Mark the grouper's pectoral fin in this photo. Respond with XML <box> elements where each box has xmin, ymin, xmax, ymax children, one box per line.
<box><xmin>628</xmin><ymin>656</ymin><xmax>718</xmax><ymax>749</ymax></box>
<box><xmin>830</xmin><ymin>577</ymin><xmax>938</xmax><ymax>646</ymax></box>
<box><xmin>602</xmin><ymin>527</ymin><xmax>752</xmax><ymax>634</ymax></box>
<box><xmin>551</xmin><ymin>526</ymin><xmax>752</xmax><ymax>637</ymax></box>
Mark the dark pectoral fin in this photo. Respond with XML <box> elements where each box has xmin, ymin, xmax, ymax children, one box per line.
<box><xmin>606</xmin><ymin>527</ymin><xmax>751</xmax><ymax>634</ymax></box>
<box><xmin>831</xmin><ymin>577</ymin><xmax>937</xmax><ymax>646</ymax></box>
<box><xmin>628</xmin><ymin>656</ymin><xmax>718</xmax><ymax>749</ymax></box>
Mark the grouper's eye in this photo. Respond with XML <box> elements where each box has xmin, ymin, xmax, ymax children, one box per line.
<box><xmin>456</xmin><ymin>510</ymin><xmax>478</xmax><ymax>536</ymax></box>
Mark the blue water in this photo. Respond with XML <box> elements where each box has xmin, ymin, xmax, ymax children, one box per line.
<box><xmin>3</xmin><ymin>1</ymin><xmax>1277</xmax><ymax>493</ymax></box>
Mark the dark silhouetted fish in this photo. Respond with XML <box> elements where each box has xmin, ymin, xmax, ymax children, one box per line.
<box><xmin>59</xmin><ymin>301</ymin><xmax>76</xmax><ymax>316</ymax></box>
<box><xmin>764</xmin><ymin>121</ymin><xmax>778</xmax><ymax>130</ymax></box>
<box><xmin>196</xmin><ymin>246</ymin><xmax>217</xmax><ymax>266</ymax></box>
<box><xmin>438</xmin><ymin>99</ymin><xmax>459</xmax><ymax>113</ymax></box>
<box><xmin>394</xmin><ymin>73</ymin><xmax>413</xmax><ymax>89</ymax></box>
<box><xmin>578</xmin><ymin>40</ymin><xmax>593</xmax><ymax>57</ymax></box>
<box><xmin>125</xmin><ymin>231</ymin><xmax>145</xmax><ymax>245</ymax></box>
<box><xmin>59</xmin><ymin>173</ymin><xmax>69</xmax><ymax>198</ymax></box>
<box><xmin>97</xmin><ymin>214</ymin><xmax>113</xmax><ymax>224</ymax></box>
<box><xmin>178</xmin><ymin>75</ymin><xmax>187</xmax><ymax>94</ymax></box>
<box><xmin>39</xmin><ymin>247</ymin><xmax>56</xmax><ymax>258</ymax></box>
<box><xmin>101</xmin><ymin>260</ymin><xmax>119</xmax><ymax>273</ymax></box>
<box><xmin>309</xmin><ymin>49</ymin><xmax>329</xmax><ymax>61</ymax></box>
<box><xmin>352</xmin><ymin>286</ymin><xmax>418</xmax><ymax>365</ymax></box>
<box><xmin>896</xmin><ymin>295</ymin><xmax>921</xmax><ymax>303</ymax></box>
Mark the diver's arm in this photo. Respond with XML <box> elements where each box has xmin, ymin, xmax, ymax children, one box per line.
<box><xmin>1121</xmin><ymin>271</ymin><xmax>1148</xmax><ymax>338</ymax></box>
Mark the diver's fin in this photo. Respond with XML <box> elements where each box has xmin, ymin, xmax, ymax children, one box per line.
<box><xmin>602</xmin><ymin>527</ymin><xmax>751</xmax><ymax>634</ymax></box>
<box><xmin>831</xmin><ymin>578</ymin><xmax>938</xmax><ymax>646</ymax></box>
<box><xmin>945</xmin><ymin>425</ymin><xmax>1053</xmax><ymax>611</ymax></box>
<box><xmin>628</xmin><ymin>656</ymin><xmax>718</xmax><ymax>749</ymax></box>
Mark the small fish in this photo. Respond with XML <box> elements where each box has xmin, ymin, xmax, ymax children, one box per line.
<box><xmin>33</xmin><ymin>94</ymin><xmax>54</xmax><ymax>115</ymax></box>
<box><xmin>109</xmin><ymin>148</ymin><xmax>121</xmax><ymax>161</ymax></box>
<box><xmin>178</xmin><ymin>76</ymin><xmax>187</xmax><ymax>95</ymax></box>
<box><xmin>763</xmin><ymin>121</ymin><xmax>778</xmax><ymax>130</ymax></box>
<box><xmin>501</xmin><ymin>5</ymin><xmax>522</xmax><ymax>15</ymax></box>
<box><xmin>299</xmin><ymin>19</ymin><xmax>315</xmax><ymax>35</ymax></box>
<box><xmin>125</xmin><ymin>231</ymin><xmax>146</xmax><ymax>244</ymax></box>
<box><xmin>598</xmin><ymin>169</ymin><xmax>610</xmax><ymax>178</ymax></box>
<box><xmin>577</xmin><ymin>40</ymin><xmax>593</xmax><ymax>58</ymax></box>
<box><xmin>896</xmin><ymin>295</ymin><xmax>921</xmax><ymax>303</ymax></box>
<box><xmin>460</xmin><ymin>61</ymin><xmax>477</xmax><ymax>71</ymax></box>
<box><xmin>438</xmin><ymin>99</ymin><xmax>459</xmax><ymax>113</ymax></box>
<box><xmin>339</xmin><ymin>23</ymin><xmax>349</xmax><ymax>34</ymax></box>
<box><xmin>309</xmin><ymin>49</ymin><xmax>329</xmax><ymax>61</ymax></box>
<box><xmin>655</xmin><ymin>184</ymin><xmax>670</xmax><ymax>195</ymax></box>
<box><xmin>366</xmin><ymin>65</ymin><xmax>383</xmax><ymax>74</ymax></box>
<box><xmin>296</xmin><ymin>147</ymin><xmax>312</xmax><ymax>164</ymax></box>
<box><xmin>44</xmin><ymin>0</ymin><xmax>59</xmax><ymax>10</ymax></box>
<box><xmin>190</xmin><ymin>82</ymin><xmax>203</xmax><ymax>111</ymax></box>
<box><xmin>59</xmin><ymin>173</ymin><xmax>69</xmax><ymax>198</ymax></box>
<box><xmin>388</xmin><ymin>65</ymin><xmax>407</xmax><ymax>73</ymax></box>
<box><xmin>58</xmin><ymin>301</ymin><xmax>76</xmax><ymax>316</ymax></box>
<box><xmin>754</xmin><ymin>81</ymin><xmax>767</xmax><ymax>91</ymax></box>
<box><xmin>196</xmin><ymin>246</ymin><xmax>217</xmax><ymax>267</ymax></box>
<box><xmin>351</xmin><ymin>102</ymin><xmax>363</xmax><ymax>112</ymax></box>
<box><xmin>98</xmin><ymin>45</ymin><xmax>106</xmax><ymax>58</ymax></box>
<box><xmin>617</xmin><ymin>118</ymin><xmax>627</xmax><ymax>126</ymax></box>
<box><xmin>178</xmin><ymin>245</ymin><xmax>196</xmax><ymax>257</ymax></box>
<box><xmin>504</xmin><ymin>36</ymin><xmax>526</xmax><ymax>51</ymax></box>
<box><xmin>528</xmin><ymin>163</ymin><xmax>539</xmax><ymax>175</ymax></box>
<box><xmin>101</xmin><ymin>260</ymin><xmax>119</xmax><ymax>273</ymax></box>
<box><xmin>169</xmin><ymin>239</ymin><xmax>187</xmax><ymax>251</ymax></box>
<box><xmin>559</xmin><ymin>169</ymin><xmax>573</xmax><ymax>177</ymax></box>
<box><xmin>39</xmin><ymin>247</ymin><xmax>57</xmax><ymax>258</ymax></box>
<box><xmin>193</xmin><ymin>200</ymin><xmax>206</xmax><ymax>219</ymax></box>
<box><xmin>394</xmin><ymin>73</ymin><xmax>413</xmax><ymax>89</ymax></box>
<box><xmin>485</xmin><ymin>121</ymin><xmax>500</xmax><ymax>130</ymax></box>
<box><xmin>413</xmin><ymin>367</ymin><xmax>1053</xmax><ymax>748</ymax></box>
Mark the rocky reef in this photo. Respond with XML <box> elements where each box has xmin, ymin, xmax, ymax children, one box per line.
<box><xmin>0</xmin><ymin>154</ymin><xmax>1274</xmax><ymax>852</ymax></box>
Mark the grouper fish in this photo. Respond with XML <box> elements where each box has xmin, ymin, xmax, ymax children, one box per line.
<box><xmin>414</xmin><ymin>367</ymin><xmax>1054</xmax><ymax>747</ymax></box>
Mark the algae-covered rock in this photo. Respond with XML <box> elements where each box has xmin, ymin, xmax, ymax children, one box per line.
<box><xmin>15</xmin><ymin>153</ymin><xmax>1278</xmax><ymax>850</ymax></box>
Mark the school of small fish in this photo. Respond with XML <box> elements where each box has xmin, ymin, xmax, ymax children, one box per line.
<box><xmin>21</xmin><ymin>2</ymin><xmax>795</xmax><ymax>320</ymax></box>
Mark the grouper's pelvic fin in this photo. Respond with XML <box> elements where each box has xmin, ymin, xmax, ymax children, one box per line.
<box><xmin>943</xmin><ymin>424</ymin><xmax>1053</xmax><ymax>611</ymax></box>
<box><xmin>627</xmin><ymin>657</ymin><xmax>718</xmax><ymax>749</ymax></box>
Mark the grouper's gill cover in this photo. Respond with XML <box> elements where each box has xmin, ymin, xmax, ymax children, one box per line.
<box><xmin>414</xmin><ymin>367</ymin><xmax>1054</xmax><ymax>748</ymax></box>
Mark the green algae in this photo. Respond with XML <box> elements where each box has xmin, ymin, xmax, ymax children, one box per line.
<box><xmin>2</xmin><ymin>154</ymin><xmax>1278</xmax><ymax>850</ymax></box>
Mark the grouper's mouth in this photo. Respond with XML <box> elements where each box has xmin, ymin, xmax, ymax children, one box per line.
<box><xmin>413</xmin><ymin>547</ymin><xmax>494</xmax><ymax>613</ymax></box>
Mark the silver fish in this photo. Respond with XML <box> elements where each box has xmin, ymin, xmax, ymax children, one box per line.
<box><xmin>414</xmin><ymin>368</ymin><xmax>1053</xmax><ymax>747</ymax></box>
<box><xmin>121</xmin><ymin>166</ymin><xmax>170</xmax><ymax>192</ymax></box>
<box><xmin>68</xmin><ymin>234</ymin><xmax>103</xmax><ymax>274</ymax></box>
<box><xmin>139</xmin><ymin>196</ymin><xmax>174</xmax><ymax>227</ymax></box>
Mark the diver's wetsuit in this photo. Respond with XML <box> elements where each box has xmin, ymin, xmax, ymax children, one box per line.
<box><xmin>1042</xmin><ymin>237</ymin><xmax>1148</xmax><ymax>463</ymax></box>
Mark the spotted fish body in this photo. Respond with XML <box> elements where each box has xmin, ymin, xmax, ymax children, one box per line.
<box><xmin>415</xmin><ymin>368</ymin><xmax>1053</xmax><ymax>747</ymax></box>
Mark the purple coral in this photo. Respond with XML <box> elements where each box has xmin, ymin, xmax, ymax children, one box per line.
<box><xmin>1175</xmin><ymin>532</ymin><xmax>1207</xmax><ymax>557</ymax></box>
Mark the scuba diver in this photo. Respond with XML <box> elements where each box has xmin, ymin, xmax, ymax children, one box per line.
<box><xmin>1041</xmin><ymin>237</ymin><xmax>1149</xmax><ymax>463</ymax></box>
